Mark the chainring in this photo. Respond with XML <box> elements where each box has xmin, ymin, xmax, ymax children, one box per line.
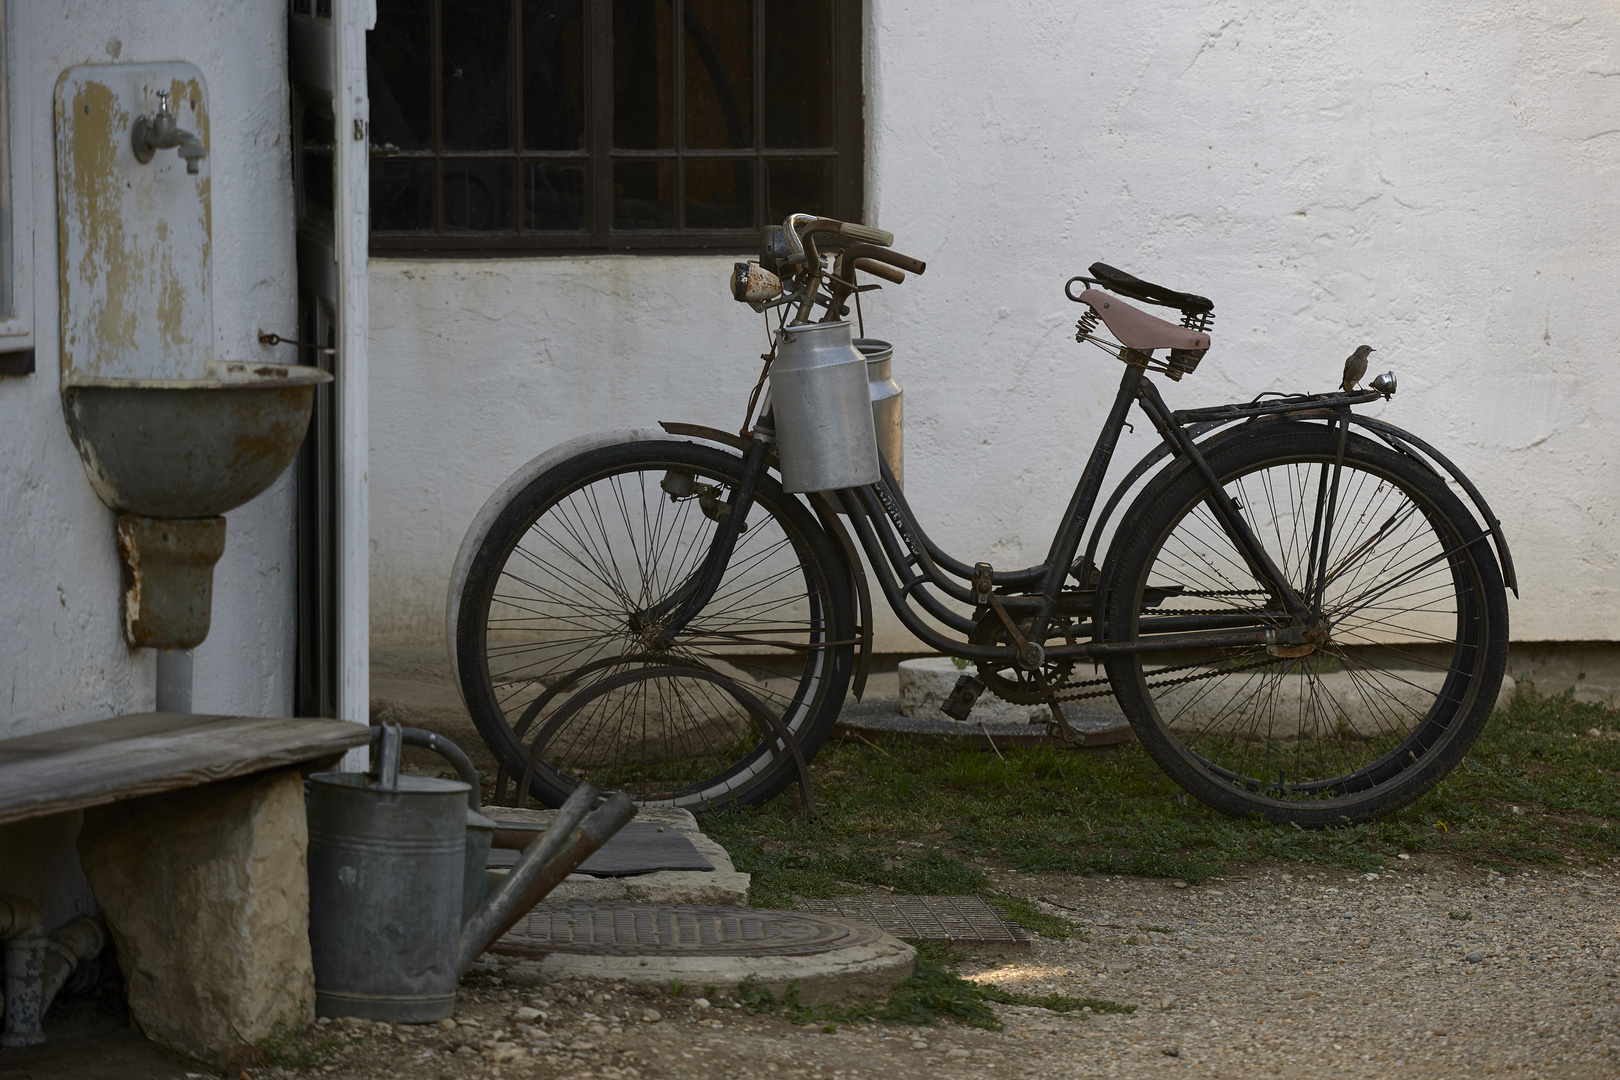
<box><xmin>969</xmin><ymin>609</ymin><xmax>1076</xmax><ymax>705</ymax></box>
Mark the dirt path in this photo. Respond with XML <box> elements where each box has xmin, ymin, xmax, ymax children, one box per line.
<box><xmin>213</xmin><ymin>854</ymin><xmax>1614</xmax><ymax>1080</ymax></box>
<box><xmin>6</xmin><ymin>855</ymin><xmax>1614</xmax><ymax>1079</ymax></box>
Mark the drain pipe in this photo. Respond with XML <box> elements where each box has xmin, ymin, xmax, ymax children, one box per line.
<box><xmin>39</xmin><ymin>917</ymin><xmax>106</xmax><ymax>1011</ymax></box>
<box><xmin>1</xmin><ymin>899</ymin><xmax>107</xmax><ymax>1047</ymax></box>
<box><xmin>1</xmin><ymin>895</ymin><xmax>45</xmax><ymax>1048</ymax></box>
<box><xmin>155</xmin><ymin>648</ymin><xmax>193</xmax><ymax>713</ymax></box>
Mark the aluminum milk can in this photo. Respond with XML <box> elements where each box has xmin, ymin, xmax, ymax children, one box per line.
<box><xmin>769</xmin><ymin>320</ymin><xmax>882</xmax><ymax>493</ymax></box>
<box><xmin>854</xmin><ymin>338</ymin><xmax>902</xmax><ymax>488</ymax></box>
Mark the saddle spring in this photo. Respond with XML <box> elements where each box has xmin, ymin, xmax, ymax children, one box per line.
<box><xmin>1168</xmin><ymin>307</ymin><xmax>1216</xmax><ymax>379</ymax></box>
<box><xmin>1074</xmin><ymin>309</ymin><xmax>1101</xmax><ymax>344</ymax></box>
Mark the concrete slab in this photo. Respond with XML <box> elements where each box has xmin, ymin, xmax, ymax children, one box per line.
<box><xmin>490</xmin><ymin>903</ymin><xmax>916</xmax><ymax>1007</ymax></box>
<box><xmin>798</xmin><ymin>895</ymin><xmax>1031</xmax><ymax>948</ymax></box>
<box><xmin>834</xmin><ymin>700</ymin><xmax>1133</xmax><ymax>750</ymax></box>
<box><xmin>485</xmin><ymin>806</ymin><xmax>749</xmax><ymax>906</ymax></box>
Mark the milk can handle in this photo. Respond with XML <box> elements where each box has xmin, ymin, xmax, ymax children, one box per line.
<box><xmin>367</xmin><ymin>724</ymin><xmax>483</xmax><ymax>811</ymax></box>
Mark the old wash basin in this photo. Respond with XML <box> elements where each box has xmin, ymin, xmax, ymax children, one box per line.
<box><xmin>62</xmin><ymin>362</ymin><xmax>330</xmax><ymax>519</ymax></box>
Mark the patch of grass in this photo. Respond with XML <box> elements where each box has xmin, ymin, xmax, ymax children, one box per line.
<box><xmin>738</xmin><ymin>943</ymin><xmax>1129</xmax><ymax>1030</ymax></box>
<box><xmin>876</xmin><ymin>943</ymin><xmax>1001</xmax><ymax>1029</ymax></box>
<box><xmin>737</xmin><ymin>954</ymin><xmax>998</xmax><ymax>1030</ymax></box>
<box><xmin>719</xmin><ymin>835</ymin><xmax>986</xmax><ymax>909</ymax></box>
<box><xmin>983</xmin><ymin>896</ymin><xmax>1086</xmax><ymax>940</ymax></box>
<box><xmin>1450</xmin><ymin>911</ymin><xmax>1473</xmax><ymax>921</ymax></box>
<box><xmin>706</xmin><ymin>681</ymin><xmax>1620</xmax><ymax>900</ymax></box>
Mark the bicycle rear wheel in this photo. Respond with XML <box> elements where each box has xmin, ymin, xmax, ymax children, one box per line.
<box><xmin>455</xmin><ymin>439</ymin><xmax>854</xmax><ymax>812</ymax></box>
<box><xmin>1102</xmin><ymin>422</ymin><xmax>1508</xmax><ymax>826</ymax></box>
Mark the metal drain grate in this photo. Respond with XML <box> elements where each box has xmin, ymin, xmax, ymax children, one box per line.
<box><xmin>797</xmin><ymin>895</ymin><xmax>1030</xmax><ymax>945</ymax></box>
<box><xmin>490</xmin><ymin>903</ymin><xmax>882</xmax><ymax>958</ymax></box>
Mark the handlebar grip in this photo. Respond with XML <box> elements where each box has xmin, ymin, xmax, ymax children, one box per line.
<box><xmin>841</xmin><ymin>243</ymin><xmax>926</xmax><ymax>277</ymax></box>
<box><xmin>803</xmin><ymin>217</ymin><xmax>895</xmax><ymax>248</ymax></box>
<box><xmin>837</xmin><ymin>221</ymin><xmax>894</xmax><ymax>247</ymax></box>
<box><xmin>853</xmin><ymin>258</ymin><xmax>904</xmax><ymax>284</ymax></box>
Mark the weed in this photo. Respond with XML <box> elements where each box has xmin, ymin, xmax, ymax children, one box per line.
<box><xmin>1450</xmin><ymin>911</ymin><xmax>1473</xmax><ymax>921</ymax></box>
<box><xmin>738</xmin><ymin>943</ymin><xmax>1133</xmax><ymax>1031</ymax></box>
<box><xmin>879</xmin><ymin>943</ymin><xmax>1001</xmax><ymax>1029</ymax></box>
<box><xmin>217</xmin><ymin>1004</ymin><xmax>334</xmax><ymax>1072</ymax></box>
<box><xmin>983</xmin><ymin>896</ymin><xmax>1086</xmax><ymax>940</ymax></box>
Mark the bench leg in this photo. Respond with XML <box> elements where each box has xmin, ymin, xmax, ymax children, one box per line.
<box><xmin>76</xmin><ymin>769</ymin><xmax>315</xmax><ymax>1061</ymax></box>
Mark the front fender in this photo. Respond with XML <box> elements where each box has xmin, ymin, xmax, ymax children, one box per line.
<box><xmin>445</xmin><ymin>427</ymin><xmax>706</xmax><ymax>695</ymax></box>
<box><xmin>444</xmin><ymin>423</ymin><xmax>876</xmax><ymax>701</ymax></box>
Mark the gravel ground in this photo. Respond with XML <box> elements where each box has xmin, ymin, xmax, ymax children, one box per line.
<box><xmin>225</xmin><ymin>854</ymin><xmax>1619</xmax><ymax>1080</ymax></box>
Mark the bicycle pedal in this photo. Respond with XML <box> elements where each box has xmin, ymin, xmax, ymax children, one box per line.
<box><xmin>940</xmin><ymin>674</ymin><xmax>985</xmax><ymax>722</ymax></box>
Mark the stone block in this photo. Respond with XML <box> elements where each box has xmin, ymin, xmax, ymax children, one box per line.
<box><xmin>487</xmin><ymin>807</ymin><xmax>750</xmax><ymax>906</ymax></box>
<box><xmin>76</xmin><ymin>769</ymin><xmax>314</xmax><ymax>1059</ymax></box>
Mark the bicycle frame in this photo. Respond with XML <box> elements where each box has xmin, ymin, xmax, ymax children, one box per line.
<box><xmin>830</xmin><ymin>361</ymin><xmax>1339</xmax><ymax>665</ymax></box>
<box><xmin>656</xmin><ymin>358</ymin><xmax>1429</xmax><ymax>672</ymax></box>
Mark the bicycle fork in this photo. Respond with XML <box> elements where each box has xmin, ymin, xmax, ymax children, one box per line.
<box><xmin>640</xmin><ymin>436</ymin><xmax>772</xmax><ymax>648</ymax></box>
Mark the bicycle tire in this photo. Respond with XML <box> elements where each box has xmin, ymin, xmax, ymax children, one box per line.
<box><xmin>455</xmin><ymin>439</ymin><xmax>854</xmax><ymax>812</ymax></box>
<box><xmin>1101</xmin><ymin>422</ymin><xmax>1508</xmax><ymax>826</ymax></box>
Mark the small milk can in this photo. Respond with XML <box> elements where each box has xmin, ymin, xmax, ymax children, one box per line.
<box><xmin>768</xmin><ymin>320</ymin><xmax>882</xmax><ymax>493</ymax></box>
<box><xmin>853</xmin><ymin>338</ymin><xmax>902</xmax><ymax>489</ymax></box>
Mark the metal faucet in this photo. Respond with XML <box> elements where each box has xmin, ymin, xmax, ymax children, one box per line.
<box><xmin>131</xmin><ymin>90</ymin><xmax>206</xmax><ymax>174</ymax></box>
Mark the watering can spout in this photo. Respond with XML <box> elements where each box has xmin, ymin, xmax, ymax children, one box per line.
<box><xmin>456</xmin><ymin>785</ymin><xmax>638</xmax><ymax>975</ymax></box>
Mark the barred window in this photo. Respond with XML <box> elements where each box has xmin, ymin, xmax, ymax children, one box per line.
<box><xmin>366</xmin><ymin>0</ymin><xmax>864</xmax><ymax>254</ymax></box>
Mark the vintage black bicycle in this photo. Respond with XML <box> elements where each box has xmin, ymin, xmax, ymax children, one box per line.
<box><xmin>447</xmin><ymin>213</ymin><xmax>1515</xmax><ymax>827</ymax></box>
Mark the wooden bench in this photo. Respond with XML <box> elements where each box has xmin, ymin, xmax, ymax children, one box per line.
<box><xmin>0</xmin><ymin>712</ymin><xmax>370</xmax><ymax>827</ymax></box>
<box><xmin>0</xmin><ymin>712</ymin><xmax>370</xmax><ymax>1055</ymax></box>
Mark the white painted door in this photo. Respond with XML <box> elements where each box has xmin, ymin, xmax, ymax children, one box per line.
<box><xmin>288</xmin><ymin>0</ymin><xmax>369</xmax><ymax>736</ymax></box>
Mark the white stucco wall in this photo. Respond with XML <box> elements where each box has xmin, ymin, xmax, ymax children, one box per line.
<box><xmin>0</xmin><ymin>2</ymin><xmax>298</xmax><ymax>737</ymax></box>
<box><xmin>370</xmin><ymin>1</ymin><xmax>1620</xmax><ymax>651</ymax></box>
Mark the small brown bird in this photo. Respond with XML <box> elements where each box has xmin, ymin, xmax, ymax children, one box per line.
<box><xmin>1341</xmin><ymin>345</ymin><xmax>1375</xmax><ymax>392</ymax></box>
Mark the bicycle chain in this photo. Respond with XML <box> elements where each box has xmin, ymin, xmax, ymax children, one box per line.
<box><xmin>1042</xmin><ymin>656</ymin><xmax>1249</xmax><ymax>704</ymax></box>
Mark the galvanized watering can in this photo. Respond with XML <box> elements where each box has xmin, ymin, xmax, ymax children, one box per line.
<box><xmin>306</xmin><ymin>724</ymin><xmax>634</xmax><ymax>1022</ymax></box>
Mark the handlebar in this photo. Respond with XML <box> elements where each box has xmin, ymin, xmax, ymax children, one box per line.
<box><xmin>839</xmin><ymin>243</ymin><xmax>926</xmax><ymax>278</ymax></box>
<box><xmin>853</xmin><ymin>259</ymin><xmax>904</xmax><ymax>284</ymax></box>
<box><xmin>763</xmin><ymin>212</ymin><xmax>925</xmax><ymax>323</ymax></box>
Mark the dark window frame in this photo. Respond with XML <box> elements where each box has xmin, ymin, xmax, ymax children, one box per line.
<box><xmin>367</xmin><ymin>0</ymin><xmax>864</xmax><ymax>256</ymax></box>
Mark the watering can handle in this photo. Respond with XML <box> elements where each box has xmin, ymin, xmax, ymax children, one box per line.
<box><xmin>367</xmin><ymin>723</ymin><xmax>484</xmax><ymax>811</ymax></box>
<box><xmin>371</xmin><ymin>723</ymin><xmax>403</xmax><ymax>790</ymax></box>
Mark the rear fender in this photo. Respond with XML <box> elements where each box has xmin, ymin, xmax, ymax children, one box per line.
<box><xmin>1091</xmin><ymin>416</ymin><xmax>1518</xmax><ymax>630</ymax></box>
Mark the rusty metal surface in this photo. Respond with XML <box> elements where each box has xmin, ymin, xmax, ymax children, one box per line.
<box><xmin>490</xmin><ymin>904</ymin><xmax>880</xmax><ymax>958</ymax></box>
<box><xmin>63</xmin><ymin>365</ymin><xmax>327</xmax><ymax>518</ymax></box>
<box><xmin>797</xmin><ymin>895</ymin><xmax>1030</xmax><ymax>946</ymax></box>
<box><xmin>116</xmin><ymin>514</ymin><xmax>226</xmax><ymax>649</ymax></box>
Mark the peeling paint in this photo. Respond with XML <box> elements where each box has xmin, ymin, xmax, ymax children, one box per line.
<box><xmin>55</xmin><ymin>65</ymin><xmax>213</xmax><ymax>386</ymax></box>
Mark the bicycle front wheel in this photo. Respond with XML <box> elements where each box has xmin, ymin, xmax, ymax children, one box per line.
<box><xmin>455</xmin><ymin>439</ymin><xmax>854</xmax><ymax>812</ymax></box>
<box><xmin>1102</xmin><ymin>422</ymin><xmax>1508</xmax><ymax>826</ymax></box>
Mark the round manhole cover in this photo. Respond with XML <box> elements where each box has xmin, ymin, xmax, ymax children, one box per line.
<box><xmin>491</xmin><ymin>903</ymin><xmax>882</xmax><ymax>958</ymax></box>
